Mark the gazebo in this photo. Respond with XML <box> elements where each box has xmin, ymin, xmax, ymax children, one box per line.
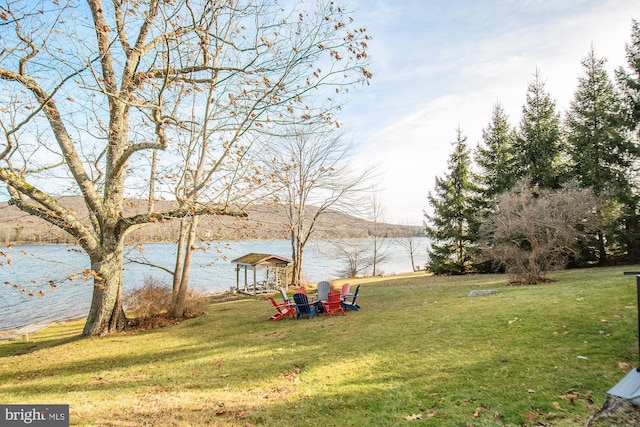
<box><xmin>231</xmin><ymin>253</ymin><xmax>292</xmax><ymax>295</ymax></box>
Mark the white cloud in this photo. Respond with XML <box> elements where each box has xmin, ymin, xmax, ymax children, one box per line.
<box><xmin>344</xmin><ymin>0</ymin><xmax>638</xmax><ymax>224</ymax></box>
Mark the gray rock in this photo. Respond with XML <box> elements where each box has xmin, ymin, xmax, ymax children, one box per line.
<box><xmin>468</xmin><ymin>289</ymin><xmax>499</xmax><ymax>297</ymax></box>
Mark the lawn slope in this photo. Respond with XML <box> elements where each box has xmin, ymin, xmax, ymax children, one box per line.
<box><xmin>1</xmin><ymin>266</ymin><xmax>638</xmax><ymax>426</ymax></box>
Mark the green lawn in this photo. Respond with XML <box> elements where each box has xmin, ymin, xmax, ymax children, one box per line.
<box><xmin>1</xmin><ymin>266</ymin><xmax>639</xmax><ymax>426</ymax></box>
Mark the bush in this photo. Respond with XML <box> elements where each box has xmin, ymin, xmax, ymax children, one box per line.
<box><xmin>125</xmin><ymin>276</ymin><xmax>172</xmax><ymax>319</ymax></box>
<box><xmin>476</xmin><ymin>182</ymin><xmax>597</xmax><ymax>284</ymax></box>
<box><xmin>181</xmin><ymin>289</ymin><xmax>209</xmax><ymax>318</ymax></box>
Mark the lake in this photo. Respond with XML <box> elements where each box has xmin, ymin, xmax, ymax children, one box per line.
<box><xmin>0</xmin><ymin>238</ymin><xmax>428</xmax><ymax>331</ymax></box>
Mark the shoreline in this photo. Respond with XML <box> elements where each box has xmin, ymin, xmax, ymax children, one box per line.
<box><xmin>0</xmin><ymin>322</ymin><xmax>52</xmax><ymax>342</ymax></box>
<box><xmin>0</xmin><ymin>289</ymin><xmax>238</xmax><ymax>341</ymax></box>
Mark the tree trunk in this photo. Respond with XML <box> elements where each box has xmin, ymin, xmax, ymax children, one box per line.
<box><xmin>173</xmin><ymin>219</ymin><xmax>188</xmax><ymax>300</ymax></box>
<box><xmin>625</xmin><ymin>208</ymin><xmax>640</xmax><ymax>261</ymax></box>
<box><xmin>597</xmin><ymin>229</ymin><xmax>607</xmax><ymax>264</ymax></box>
<box><xmin>171</xmin><ymin>216</ymin><xmax>199</xmax><ymax>318</ymax></box>
<box><xmin>291</xmin><ymin>234</ymin><xmax>305</xmax><ymax>286</ymax></box>
<box><xmin>82</xmin><ymin>243</ymin><xmax>127</xmax><ymax>336</ymax></box>
<box><xmin>587</xmin><ymin>395</ymin><xmax>640</xmax><ymax>426</ymax></box>
<box><xmin>372</xmin><ymin>239</ymin><xmax>378</xmax><ymax>276</ymax></box>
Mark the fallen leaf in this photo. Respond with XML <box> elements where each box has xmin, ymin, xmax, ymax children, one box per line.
<box><xmin>526</xmin><ymin>389</ymin><xmax>535</xmax><ymax>393</ymax></box>
<box><xmin>524</xmin><ymin>412</ymin><xmax>536</xmax><ymax>420</ymax></box>
<box><xmin>618</xmin><ymin>362</ymin><xmax>631</xmax><ymax>372</ymax></box>
<box><xmin>404</xmin><ymin>413</ymin><xmax>422</xmax><ymax>420</ymax></box>
<box><xmin>553</xmin><ymin>402</ymin><xmax>561</xmax><ymax>409</ymax></box>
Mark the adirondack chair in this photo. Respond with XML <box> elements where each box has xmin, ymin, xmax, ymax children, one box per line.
<box><xmin>340</xmin><ymin>284</ymin><xmax>361</xmax><ymax>311</ymax></box>
<box><xmin>340</xmin><ymin>283</ymin><xmax>351</xmax><ymax>301</ymax></box>
<box><xmin>293</xmin><ymin>292</ymin><xmax>318</xmax><ymax>319</ymax></box>
<box><xmin>267</xmin><ymin>296</ymin><xmax>295</xmax><ymax>321</ymax></box>
<box><xmin>317</xmin><ymin>281</ymin><xmax>331</xmax><ymax>301</ymax></box>
<box><xmin>322</xmin><ymin>289</ymin><xmax>345</xmax><ymax>317</ymax></box>
<box><xmin>279</xmin><ymin>287</ymin><xmax>290</xmax><ymax>304</ymax></box>
<box><xmin>316</xmin><ymin>281</ymin><xmax>331</xmax><ymax>313</ymax></box>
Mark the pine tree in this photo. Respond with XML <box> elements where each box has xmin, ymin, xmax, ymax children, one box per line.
<box><xmin>425</xmin><ymin>128</ymin><xmax>478</xmax><ymax>274</ymax></box>
<box><xmin>567</xmin><ymin>46</ymin><xmax>633</xmax><ymax>195</ymax></box>
<box><xmin>617</xmin><ymin>19</ymin><xmax>640</xmax><ymax>136</ymax></box>
<box><xmin>616</xmin><ymin>19</ymin><xmax>640</xmax><ymax>261</ymax></box>
<box><xmin>475</xmin><ymin>102</ymin><xmax>517</xmax><ymax>201</ymax></box>
<box><xmin>566</xmin><ymin>45</ymin><xmax>635</xmax><ymax>263</ymax></box>
<box><xmin>514</xmin><ymin>70</ymin><xmax>564</xmax><ymax>189</ymax></box>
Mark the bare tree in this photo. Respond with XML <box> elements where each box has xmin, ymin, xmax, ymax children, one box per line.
<box><xmin>267</xmin><ymin>125</ymin><xmax>373</xmax><ymax>285</ymax></box>
<box><xmin>0</xmin><ymin>0</ymin><xmax>371</xmax><ymax>335</ymax></box>
<box><xmin>476</xmin><ymin>182</ymin><xmax>597</xmax><ymax>284</ymax></box>
<box><xmin>396</xmin><ymin>221</ymin><xmax>424</xmax><ymax>272</ymax></box>
<box><xmin>367</xmin><ymin>188</ymin><xmax>389</xmax><ymax>276</ymax></box>
<box><xmin>331</xmin><ymin>238</ymin><xmax>372</xmax><ymax>278</ymax></box>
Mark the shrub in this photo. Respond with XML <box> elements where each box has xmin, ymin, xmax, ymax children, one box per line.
<box><xmin>476</xmin><ymin>182</ymin><xmax>597</xmax><ymax>284</ymax></box>
<box><xmin>125</xmin><ymin>276</ymin><xmax>172</xmax><ymax>319</ymax></box>
<box><xmin>181</xmin><ymin>289</ymin><xmax>209</xmax><ymax>318</ymax></box>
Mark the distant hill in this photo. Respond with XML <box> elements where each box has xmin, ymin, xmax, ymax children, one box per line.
<box><xmin>0</xmin><ymin>197</ymin><xmax>423</xmax><ymax>244</ymax></box>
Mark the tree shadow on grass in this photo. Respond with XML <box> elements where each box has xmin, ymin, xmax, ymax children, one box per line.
<box><xmin>0</xmin><ymin>310</ymin><xmax>199</xmax><ymax>358</ymax></box>
<box><xmin>0</xmin><ymin>326</ymin><xmax>84</xmax><ymax>358</ymax></box>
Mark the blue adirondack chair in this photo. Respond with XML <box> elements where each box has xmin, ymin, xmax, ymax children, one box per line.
<box><xmin>293</xmin><ymin>293</ymin><xmax>318</xmax><ymax>319</ymax></box>
<box><xmin>340</xmin><ymin>284</ymin><xmax>361</xmax><ymax>311</ymax></box>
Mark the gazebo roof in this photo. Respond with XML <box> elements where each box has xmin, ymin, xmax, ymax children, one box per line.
<box><xmin>231</xmin><ymin>253</ymin><xmax>292</xmax><ymax>267</ymax></box>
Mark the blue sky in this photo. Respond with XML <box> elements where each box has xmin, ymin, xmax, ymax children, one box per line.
<box><xmin>340</xmin><ymin>0</ymin><xmax>638</xmax><ymax>224</ymax></box>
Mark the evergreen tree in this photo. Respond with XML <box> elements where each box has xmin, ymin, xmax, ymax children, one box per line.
<box><xmin>475</xmin><ymin>102</ymin><xmax>517</xmax><ymax>201</ymax></box>
<box><xmin>514</xmin><ymin>70</ymin><xmax>564</xmax><ymax>189</ymax></box>
<box><xmin>566</xmin><ymin>46</ymin><xmax>636</xmax><ymax>263</ymax></box>
<box><xmin>425</xmin><ymin>128</ymin><xmax>478</xmax><ymax>274</ymax></box>
<box><xmin>617</xmin><ymin>19</ymin><xmax>640</xmax><ymax>136</ymax></box>
<box><xmin>616</xmin><ymin>19</ymin><xmax>640</xmax><ymax>261</ymax></box>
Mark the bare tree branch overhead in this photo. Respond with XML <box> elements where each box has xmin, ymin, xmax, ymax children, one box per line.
<box><xmin>0</xmin><ymin>0</ymin><xmax>371</xmax><ymax>336</ymax></box>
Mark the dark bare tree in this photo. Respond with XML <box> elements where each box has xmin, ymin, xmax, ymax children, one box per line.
<box><xmin>476</xmin><ymin>182</ymin><xmax>597</xmax><ymax>284</ymax></box>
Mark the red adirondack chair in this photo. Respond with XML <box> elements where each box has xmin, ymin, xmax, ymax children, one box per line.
<box><xmin>340</xmin><ymin>283</ymin><xmax>351</xmax><ymax>301</ymax></box>
<box><xmin>322</xmin><ymin>290</ymin><xmax>345</xmax><ymax>317</ymax></box>
<box><xmin>267</xmin><ymin>296</ymin><xmax>295</xmax><ymax>321</ymax></box>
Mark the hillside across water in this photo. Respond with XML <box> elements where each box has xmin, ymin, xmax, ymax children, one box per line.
<box><xmin>0</xmin><ymin>197</ymin><xmax>422</xmax><ymax>244</ymax></box>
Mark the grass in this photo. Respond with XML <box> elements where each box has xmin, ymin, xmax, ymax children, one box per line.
<box><xmin>1</xmin><ymin>266</ymin><xmax>639</xmax><ymax>426</ymax></box>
